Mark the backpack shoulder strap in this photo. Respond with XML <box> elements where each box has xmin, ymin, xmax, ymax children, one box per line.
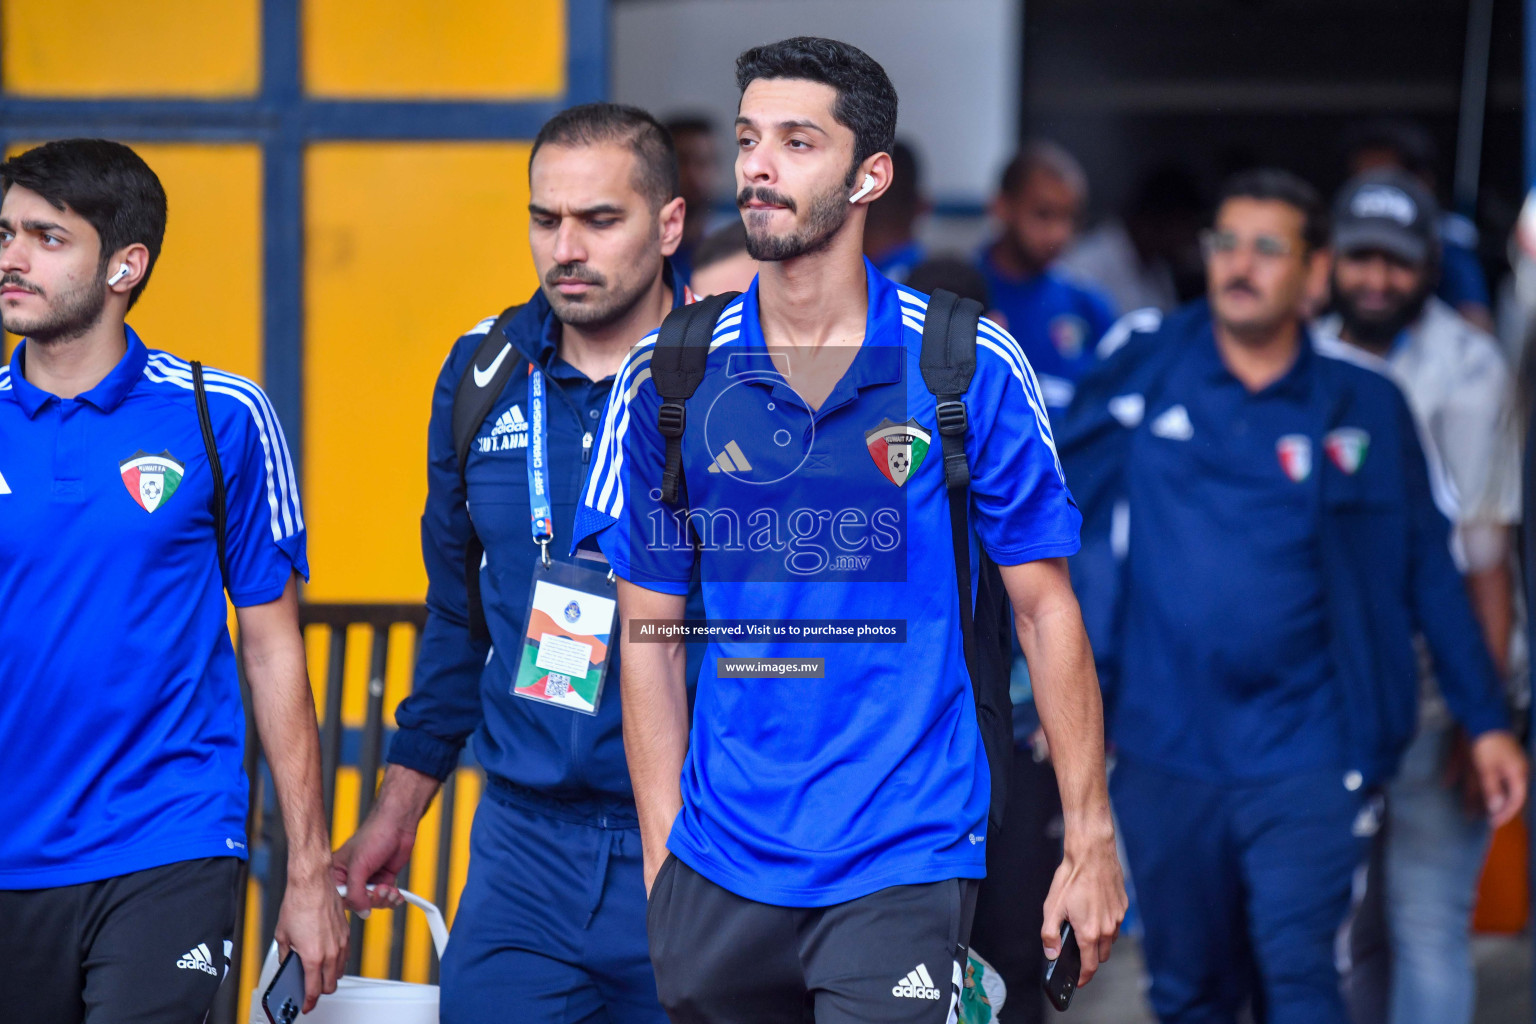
<box><xmin>449</xmin><ymin>304</ymin><xmax>522</xmax><ymax>642</ymax></box>
<box><xmin>451</xmin><ymin>305</ymin><xmax>524</xmax><ymax>485</ymax></box>
<box><xmin>918</xmin><ymin>289</ymin><xmax>985</xmax><ymax>492</ymax></box>
<box><xmin>920</xmin><ymin>289</ymin><xmax>995</xmax><ymax>738</ymax></box>
<box><xmin>651</xmin><ymin>291</ymin><xmax>741</xmax><ymax>505</ymax></box>
<box><xmin>191</xmin><ymin>361</ymin><xmax>230</xmax><ymax>594</ymax></box>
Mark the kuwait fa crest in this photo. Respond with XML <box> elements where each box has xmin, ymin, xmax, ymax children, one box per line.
<box><xmin>1324</xmin><ymin>428</ymin><xmax>1370</xmax><ymax>475</ymax></box>
<box><xmin>1276</xmin><ymin>434</ymin><xmax>1312</xmax><ymax>483</ymax></box>
<box><xmin>865</xmin><ymin>418</ymin><xmax>931</xmax><ymax>487</ymax></box>
<box><xmin>120</xmin><ymin>450</ymin><xmax>184</xmax><ymax>513</ymax></box>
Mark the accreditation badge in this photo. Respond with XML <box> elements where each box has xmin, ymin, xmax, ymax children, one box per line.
<box><xmin>511</xmin><ymin>558</ymin><xmax>617</xmax><ymax>715</ymax></box>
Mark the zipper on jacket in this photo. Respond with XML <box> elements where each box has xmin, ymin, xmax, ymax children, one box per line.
<box><xmin>582</xmin><ymin>431</ymin><xmax>594</xmax><ymax>463</ymax></box>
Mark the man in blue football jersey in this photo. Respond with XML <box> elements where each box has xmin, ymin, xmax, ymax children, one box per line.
<box><xmin>0</xmin><ymin>140</ymin><xmax>346</xmax><ymax>1021</ymax></box>
<box><xmin>979</xmin><ymin>142</ymin><xmax>1117</xmax><ymax>414</ymax></box>
<box><xmin>574</xmin><ymin>37</ymin><xmax>1125</xmax><ymax>1023</ymax></box>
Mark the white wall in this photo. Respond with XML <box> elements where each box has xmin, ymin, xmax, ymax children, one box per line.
<box><xmin>611</xmin><ymin>0</ymin><xmax>1021</xmax><ymax>207</ymax></box>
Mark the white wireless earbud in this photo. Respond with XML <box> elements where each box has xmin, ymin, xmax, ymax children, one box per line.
<box><xmin>848</xmin><ymin>173</ymin><xmax>877</xmax><ymax>203</ymax></box>
<box><xmin>107</xmin><ymin>263</ymin><xmax>131</xmax><ymax>286</ymax></box>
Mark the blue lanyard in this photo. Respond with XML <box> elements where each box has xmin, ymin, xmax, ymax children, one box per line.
<box><xmin>527</xmin><ymin>368</ymin><xmax>554</xmax><ymax>564</ymax></box>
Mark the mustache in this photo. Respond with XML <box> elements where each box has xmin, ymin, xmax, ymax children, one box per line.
<box><xmin>737</xmin><ymin>187</ymin><xmax>797</xmax><ymax>213</ymax></box>
<box><xmin>0</xmin><ymin>273</ymin><xmax>40</xmax><ymax>296</ymax></box>
<box><xmin>1222</xmin><ymin>279</ymin><xmax>1259</xmax><ymax>297</ymax></box>
<box><xmin>544</xmin><ymin>263</ymin><xmax>605</xmax><ymax>288</ymax></box>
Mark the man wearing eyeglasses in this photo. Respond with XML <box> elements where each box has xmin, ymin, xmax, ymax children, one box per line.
<box><xmin>1055</xmin><ymin>169</ymin><xmax>1524</xmax><ymax>1024</ymax></box>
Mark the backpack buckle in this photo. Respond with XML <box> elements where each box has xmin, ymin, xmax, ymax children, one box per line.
<box><xmin>935</xmin><ymin>399</ymin><xmax>968</xmax><ymax>436</ymax></box>
<box><xmin>658</xmin><ymin>400</ymin><xmax>686</xmax><ymax>438</ymax></box>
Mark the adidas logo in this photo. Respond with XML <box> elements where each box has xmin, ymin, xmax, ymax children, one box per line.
<box><xmin>492</xmin><ymin>405</ymin><xmax>527</xmax><ymax>436</ymax></box>
<box><xmin>706</xmin><ymin>440</ymin><xmax>753</xmax><ymax>475</ymax></box>
<box><xmin>891</xmin><ymin>963</ymin><xmax>942</xmax><ymax>1000</ymax></box>
<box><xmin>176</xmin><ymin>942</ymin><xmax>219</xmax><ymax>976</ymax></box>
<box><xmin>1150</xmin><ymin>404</ymin><xmax>1194</xmax><ymax>441</ymax></box>
<box><xmin>479</xmin><ymin>405</ymin><xmax>529</xmax><ymax>452</ymax></box>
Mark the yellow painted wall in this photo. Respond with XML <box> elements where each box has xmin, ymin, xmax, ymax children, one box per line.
<box><xmin>303</xmin><ymin>142</ymin><xmax>537</xmax><ymax>602</ymax></box>
<box><xmin>305</xmin><ymin>0</ymin><xmax>566</xmax><ymax>99</ymax></box>
<box><xmin>2</xmin><ymin>143</ymin><xmax>263</xmax><ymax>383</ymax></box>
<box><xmin>2</xmin><ymin>0</ymin><xmax>259</xmax><ymax>96</ymax></box>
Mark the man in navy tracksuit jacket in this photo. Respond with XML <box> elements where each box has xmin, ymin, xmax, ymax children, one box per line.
<box><xmin>333</xmin><ymin>104</ymin><xmax>691</xmax><ymax>1024</ymax></box>
<box><xmin>1056</xmin><ymin>170</ymin><xmax>1527</xmax><ymax>1024</ymax></box>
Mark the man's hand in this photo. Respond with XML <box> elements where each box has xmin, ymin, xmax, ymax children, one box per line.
<box><xmin>615</xmin><ymin>580</ymin><xmax>689</xmax><ymax>897</ymax></box>
<box><xmin>999</xmin><ymin>559</ymin><xmax>1127</xmax><ymax>986</ymax></box>
<box><xmin>1470</xmin><ymin>730</ymin><xmax>1528</xmax><ymax>827</ymax></box>
<box><xmin>331</xmin><ymin>765</ymin><xmax>439</xmax><ymax>913</ymax></box>
<box><xmin>274</xmin><ymin>864</ymin><xmax>349</xmax><ymax>1013</ymax></box>
<box><xmin>1041</xmin><ymin>825</ymin><xmax>1127</xmax><ymax>987</ymax></box>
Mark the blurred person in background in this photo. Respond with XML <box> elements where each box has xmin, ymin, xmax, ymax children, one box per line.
<box><xmin>863</xmin><ymin>139</ymin><xmax>927</xmax><ymax>282</ymax></box>
<box><xmin>666</xmin><ymin>114</ymin><xmax>721</xmax><ymax>284</ymax></box>
<box><xmin>1316</xmin><ymin>169</ymin><xmax>1523</xmax><ymax>1024</ymax></box>
<box><xmin>689</xmin><ymin>220</ymin><xmax>758</xmax><ymax>297</ymax></box>
<box><xmin>904</xmin><ymin>255</ymin><xmax>989</xmax><ymax>315</ymax></box>
<box><xmin>1058</xmin><ymin>164</ymin><xmax>1206</xmax><ymax>316</ymax></box>
<box><xmin>1345</xmin><ymin>119</ymin><xmax>1494</xmax><ymax>332</ymax></box>
<box><xmin>980</xmin><ymin>141</ymin><xmax>1116</xmax><ymax>413</ymax></box>
<box><xmin>1058</xmin><ymin>168</ymin><xmax>1527</xmax><ymax>1024</ymax></box>
<box><xmin>333</xmin><ymin>103</ymin><xmax>691</xmax><ymax>1024</ymax></box>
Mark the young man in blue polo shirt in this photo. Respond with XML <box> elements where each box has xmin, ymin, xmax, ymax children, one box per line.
<box><xmin>575</xmin><ymin>37</ymin><xmax>1125</xmax><ymax>1023</ymax></box>
<box><xmin>0</xmin><ymin>139</ymin><xmax>346</xmax><ymax>1020</ymax></box>
<box><xmin>332</xmin><ymin>104</ymin><xmax>692</xmax><ymax>1024</ymax></box>
<box><xmin>1058</xmin><ymin>169</ymin><xmax>1528</xmax><ymax>1024</ymax></box>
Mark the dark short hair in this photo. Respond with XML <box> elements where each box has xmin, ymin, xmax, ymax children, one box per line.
<box><xmin>999</xmin><ymin>140</ymin><xmax>1088</xmax><ymax>199</ymax></box>
<box><xmin>664</xmin><ymin>114</ymin><xmax>714</xmax><ymax>140</ymax></box>
<box><xmin>905</xmin><ymin>256</ymin><xmax>990</xmax><ymax>308</ymax></box>
<box><xmin>1216</xmin><ymin>168</ymin><xmax>1328</xmax><ymax>253</ymax></box>
<box><xmin>692</xmin><ymin>221</ymin><xmax>749</xmax><ymax>273</ymax></box>
<box><xmin>531</xmin><ymin>103</ymin><xmax>679</xmax><ymax>209</ymax></box>
<box><xmin>735</xmin><ymin>36</ymin><xmax>898</xmax><ymax>173</ymax></box>
<box><xmin>0</xmin><ymin>139</ymin><xmax>167</xmax><ymax>310</ymax></box>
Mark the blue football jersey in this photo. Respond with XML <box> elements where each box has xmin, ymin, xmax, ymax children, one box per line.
<box><xmin>0</xmin><ymin>328</ymin><xmax>305</xmax><ymax>887</ymax></box>
<box><xmin>573</xmin><ymin>261</ymin><xmax>1080</xmax><ymax>906</ymax></box>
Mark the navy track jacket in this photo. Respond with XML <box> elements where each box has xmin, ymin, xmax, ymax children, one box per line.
<box><xmin>389</xmin><ymin>269</ymin><xmax>690</xmax><ymax>802</ymax></box>
<box><xmin>1058</xmin><ymin>302</ymin><xmax>1508</xmax><ymax>787</ymax></box>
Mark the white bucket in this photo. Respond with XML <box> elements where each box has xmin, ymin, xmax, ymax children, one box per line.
<box><xmin>248</xmin><ymin>888</ymin><xmax>448</xmax><ymax>1024</ymax></box>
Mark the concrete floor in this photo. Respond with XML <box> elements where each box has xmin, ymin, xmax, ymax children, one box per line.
<box><xmin>1008</xmin><ymin>933</ymin><xmax>1532</xmax><ymax>1023</ymax></box>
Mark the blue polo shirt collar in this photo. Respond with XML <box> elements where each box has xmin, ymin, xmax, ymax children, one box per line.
<box><xmin>1196</xmin><ymin>319</ymin><xmax>1314</xmax><ymax>400</ymax></box>
<box><xmin>735</xmin><ymin>258</ymin><xmax>904</xmax><ymax>412</ymax></box>
<box><xmin>6</xmin><ymin>326</ymin><xmax>149</xmax><ymax>418</ymax></box>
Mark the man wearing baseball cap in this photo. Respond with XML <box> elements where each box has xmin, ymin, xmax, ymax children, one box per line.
<box><xmin>1319</xmin><ymin>168</ymin><xmax>1526</xmax><ymax>1024</ymax></box>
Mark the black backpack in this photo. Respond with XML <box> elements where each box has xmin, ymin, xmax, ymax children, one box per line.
<box><xmin>448</xmin><ymin>305</ymin><xmax>526</xmax><ymax>641</ymax></box>
<box><xmin>649</xmin><ymin>289</ymin><xmax>1015</xmax><ymax>832</ymax></box>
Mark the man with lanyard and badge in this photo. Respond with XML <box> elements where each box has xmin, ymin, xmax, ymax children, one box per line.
<box><xmin>574</xmin><ymin>38</ymin><xmax>1125</xmax><ymax>1023</ymax></box>
<box><xmin>333</xmin><ymin>103</ymin><xmax>692</xmax><ymax>1023</ymax></box>
<box><xmin>0</xmin><ymin>139</ymin><xmax>347</xmax><ymax>1020</ymax></box>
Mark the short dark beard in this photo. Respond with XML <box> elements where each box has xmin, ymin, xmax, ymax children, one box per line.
<box><xmin>739</xmin><ymin>178</ymin><xmax>850</xmax><ymax>262</ymax></box>
<box><xmin>1332</xmin><ymin>274</ymin><xmax>1430</xmax><ymax>350</ymax></box>
<box><xmin>542</xmin><ymin>259</ymin><xmax>653</xmax><ymax>331</ymax></box>
<box><xmin>0</xmin><ymin>270</ymin><xmax>108</xmax><ymax>345</ymax></box>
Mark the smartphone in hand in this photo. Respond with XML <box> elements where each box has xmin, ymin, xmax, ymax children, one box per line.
<box><xmin>1042</xmin><ymin>921</ymin><xmax>1081</xmax><ymax>1012</ymax></box>
<box><xmin>262</xmin><ymin>950</ymin><xmax>306</xmax><ymax>1024</ymax></box>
